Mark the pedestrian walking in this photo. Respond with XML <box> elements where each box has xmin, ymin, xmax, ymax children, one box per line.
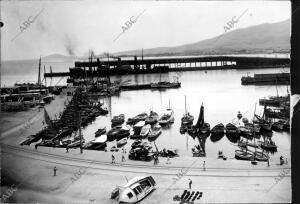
<box><xmin>267</xmin><ymin>158</ymin><xmax>270</xmax><ymax>167</ymax></box>
<box><xmin>35</xmin><ymin>144</ymin><xmax>38</xmax><ymax>150</ymax></box>
<box><xmin>112</xmin><ymin>154</ymin><xmax>115</xmax><ymax>164</ymax></box>
<box><xmin>188</xmin><ymin>179</ymin><xmax>192</xmax><ymax>189</ymax></box>
<box><xmin>53</xmin><ymin>166</ymin><xmax>57</xmax><ymax>176</ymax></box>
<box><xmin>66</xmin><ymin>146</ymin><xmax>69</xmax><ymax>153</ymax></box>
<box><xmin>203</xmin><ymin>161</ymin><xmax>206</xmax><ymax>171</ymax></box>
<box><xmin>280</xmin><ymin>156</ymin><xmax>284</xmax><ymax>165</ymax></box>
<box><xmin>122</xmin><ymin>154</ymin><xmax>126</xmax><ymax>162</ymax></box>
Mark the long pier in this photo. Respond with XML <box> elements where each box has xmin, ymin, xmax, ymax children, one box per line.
<box><xmin>44</xmin><ymin>55</ymin><xmax>290</xmax><ymax>78</ymax></box>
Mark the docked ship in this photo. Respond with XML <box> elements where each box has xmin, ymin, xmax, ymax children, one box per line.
<box><xmin>241</xmin><ymin>72</ymin><xmax>290</xmax><ymax>85</ymax></box>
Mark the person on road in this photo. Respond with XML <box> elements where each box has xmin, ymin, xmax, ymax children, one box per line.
<box><xmin>66</xmin><ymin>146</ymin><xmax>69</xmax><ymax>153</ymax></box>
<box><xmin>112</xmin><ymin>154</ymin><xmax>115</xmax><ymax>164</ymax></box>
<box><xmin>188</xmin><ymin>179</ymin><xmax>192</xmax><ymax>189</ymax></box>
<box><xmin>122</xmin><ymin>154</ymin><xmax>126</xmax><ymax>162</ymax></box>
<box><xmin>203</xmin><ymin>161</ymin><xmax>206</xmax><ymax>171</ymax></box>
<box><xmin>54</xmin><ymin>166</ymin><xmax>57</xmax><ymax>176</ymax></box>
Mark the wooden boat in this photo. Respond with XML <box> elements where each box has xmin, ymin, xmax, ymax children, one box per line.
<box><xmin>235</xmin><ymin>149</ymin><xmax>254</xmax><ymax>160</ymax></box>
<box><xmin>199</xmin><ymin>122</ymin><xmax>210</xmax><ymax>134</ymax></box>
<box><xmin>133</xmin><ymin>121</ymin><xmax>146</xmax><ymax>135</ymax></box>
<box><xmin>258</xmin><ymin>140</ymin><xmax>277</xmax><ymax>152</ymax></box>
<box><xmin>210</xmin><ymin>124</ymin><xmax>225</xmax><ymax>142</ymax></box>
<box><xmin>225</xmin><ymin>123</ymin><xmax>240</xmax><ymax>136</ymax></box>
<box><xmin>107</xmin><ymin>126</ymin><xmax>122</xmax><ymax>141</ymax></box>
<box><xmin>111</xmin><ymin>114</ymin><xmax>125</xmax><ymax>127</ymax></box>
<box><xmin>145</xmin><ymin>111</ymin><xmax>159</xmax><ymax>125</ymax></box>
<box><xmin>67</xmin><ymin>138</ymin><xmax>85</xmax><ymax>148</ymax></box>
<box><xmin>151</xmin><ymin>81</ymin><xmax>181</xmax><ymax>89</ymax></box>
<box><xmin>211</xmin><ymin>123</ymin><xmax>225</xmax><ymax>134</ymax></box>
<box><xmin>181</xmin><ymin>96</ymin><xmax>194</xmax><ymax>126</ymax></box>
<box><xmin>253</xmin><ymin>151</ymin><xmax>269</xmax><ymax>162</ymax></box>
<box><xmin>237</xmin><ymin>139</ymin><xmax>259</xmax><ymax>148</ymax></box>
<box><xmin>117</xmin><ymin>176</ymin><xmax>156</xmax><ymax>203</ymax></box>
<box><xmin>238</xmin><ymin>126</ymin><xmax>253</xmax><ymax>139</ymax></box>
<box><xmin>158</xmin><ymin>109</ymin><xmax>174</xmax><ymax>125</ymax></box>
<box><xmin>127</xmin><ymin>113</ymin><xmax>148</xmax><ymax>125</ymax></box>
<box><xmin>148</xmin><ymin>124</ymin><xmax>162</xmax><ymax>141</ymax></box>
<box><xmin>254</xmin><ymin>114</ymin><xmax>272</xmax><ymax>132</ymax></box>
<box><xmin>115</xmin><ymin>128</ymin><xmax>130</xmax><ymax>141</ymax></box>
<box><xmin>95</xmin><ymin>127</ymin><xmax>106</xmax><ymax>137</ymax></box>
<box><xmin>84</xmin><ymin>135</ymin><xmax>107</xmax><ymax>150</ymax></box>
<box><xmin>140</xmin><ymin>124</ymin><xmax>151</xmax><ymax>138</ymax></box>
<box><xmin>117</xmin><ymin>137</ymin><xmax>128</xmax><ymax>147</ymax></box>
<box><xmin>271</xmin><ymin>121</ymin><xmax>284</xmax><ymax>131</ymax></box>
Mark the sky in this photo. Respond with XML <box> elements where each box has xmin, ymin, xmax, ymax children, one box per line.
<box><xmin>1</xmin><ymin>0</ymin><xmax>291</xmax><ymax>60</ymax></box>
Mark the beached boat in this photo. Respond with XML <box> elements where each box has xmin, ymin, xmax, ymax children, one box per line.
<box><xmin>235</xmin><ymin>149</ymin><xmax>254</xmax><ymax>160</ymax></box>
<box><xmin>111</xmin><ymin>114</ymin><xmax>125</xmax><ymax>127</ymax></box>
<box><xmin>127</xmin><ymin>113</ymin><xmax>148</xmax><ymax>125</ymax></box>
<box><xmin>117</xmin><ymin>137</ymin><xmax>128</xmax><ymax>147</ymax></box>
<box><xmin>133</xmin><ymin>121</ymin><xmax>146</xmax><ymax>135</ymax></box>
<box><xmin>145</xmin><ymin>111</ymin><xmax>159</xmax><ymax>125</ymax></box>
<box><xmin>67</xmin><ymin>138</ymin><xmax>85</xmax><ymax>148</ymax></box>
<box><xmin>128</xmin><ymin>142</ymin><xmax>155</xmax><ymax>161</ymax></box>
<box><xmin>83</xmin><ymin>135</ymin><xmax>107</xmax><ymax>150</ymax></box>
<box><xmin>140</xmin><ymin>124</ymin><xmax>151</xmax><ymax>138</ymax></box>
<box><xmin>238</xmin><ymin>139</ymin><xmax>259</xmax><ymax>148</ymax></box>
<box><xmin>95</xmin><ymin>127</ymin><xmax>106</xmax><ymax>137</ymax></box>
<box><xmin>148</xmin><ymin>124</ymin><xmax>162</xmax><ymax>140</ymax></box>
<box><xmin>253</xmin><ymin>151</ymin><xmax>269</xmax><ymax>162</ymax></box>
<box><xmin>258</xmin><ymin>140</ymin><xmax>277</xmax><ymax>152</ymax></box>
<box><xmin>116</xmin><ymin>176</ymin><xmax>156</xmax><ymax>203</ymax></box>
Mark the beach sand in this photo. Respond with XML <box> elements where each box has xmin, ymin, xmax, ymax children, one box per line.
<box><xmin>0</xmin><ymin>88</ymin><xmax>291</xmax><ymax>203</ymax></box>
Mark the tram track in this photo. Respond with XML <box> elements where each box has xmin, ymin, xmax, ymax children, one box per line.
<box><xmin>1</xmin><ymin>143</ymin><xmax>290</xmax><ymax>177</ymax></box>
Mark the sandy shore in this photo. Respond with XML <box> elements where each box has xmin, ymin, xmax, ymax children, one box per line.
<box><xmin>0</xmin><ymin>88</ymin><xmax>291</xmax><ymax>203</ymax></box>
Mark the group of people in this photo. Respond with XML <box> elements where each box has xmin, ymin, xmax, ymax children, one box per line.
<box><xmin>111</xmin><ymin>153</ymin><xmax>126</xmax><ymax>164</ymax></box>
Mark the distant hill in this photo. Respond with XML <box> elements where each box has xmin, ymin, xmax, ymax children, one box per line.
<box><xmin>113</xmin><ymin>19</ymin><xmax>290</xmax><ymax>57</ymax></box>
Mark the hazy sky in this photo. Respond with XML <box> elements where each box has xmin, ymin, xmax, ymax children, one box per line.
<box><xmin>1</xmin><ymin>0</ymin><xmax>290</xmax><ymax>60</ymax></box>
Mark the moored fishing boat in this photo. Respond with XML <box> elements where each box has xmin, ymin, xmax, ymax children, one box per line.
<box><xmin>181</xmin><ymin>96</ymin><xmax>194</xmax><ymax>126</ymax></box>
<box><xmin>83</xmin><ymin>135</ymin><xmax>107</xmax><ymax>150</ymax></box>
<box><xmin>115</xmin><ymin>128</ymin><xmax>130</xmax><ymax>141</ymax></box>
<box><xmin>133</xmin><ymin>121</ymin><xmax>146</xmax><ymax>135</ymax></box>
<box><xmin>140</xmin><ymin>124</ymin><xmax>151</xmax><ymax>138</ymax></box>
<box><xmin>145</xmin><ymin>111</ymin><xmax>159</xmax><ymax>125</ymax></box>
<box><xmin>107</xmin><ymin>126</ymin><xmax>122</xmax><ymax>141</ymax></box>
<box><xmin>210</xmin><ymin>123</ymin><xmax>225</xmax><ymax>142</ymax></box>
<box><xmin>238</xmin><ymin>126</ymin><xmax>253</xmax><ymax>139</ymax></box>
<box><xmin>148</xmin><ymin>124</ymin><xmax>162</xmax><ymax>141</ymax></box>
<box><xmin>271</xmin><ymin>120</ymin><xmax>284</xmax><ymax>131</ymax></box>
<box><xmin>111</xmin><ymin>114</ymin><xmax>125</xmax><ymax>127</ymax></box>
<box><xmin>127</xmin><ymin>113</ymin><xmax>148</xmax><ymax>125</ymax></box>
<box><xmin>151</xmin><ymin>81</ymin><xmax>181</xmax><ymax>89</ymax></box>
<box><xmin>225</xmin><ymin>123</ymin><xmax>240</xmax><ymax>136</ymax></box>
<box><xmin>158</xmin><ymin>109</ymin><xmax>174</xmax><ymax>125</ymax></box>
<box><xmin>95</xmin><ymin>127</ymin><xmax>106</xmax><ymax>137</ymax></box>
<box><xmin>199</xmin><ymin>122</ymin><xmax>210</xmax><ymax>134</ymax></box>
<box><xmin>258</xmin><ymin>140</ymin><xmax>277</xmax><ymax>152</ymax></box>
